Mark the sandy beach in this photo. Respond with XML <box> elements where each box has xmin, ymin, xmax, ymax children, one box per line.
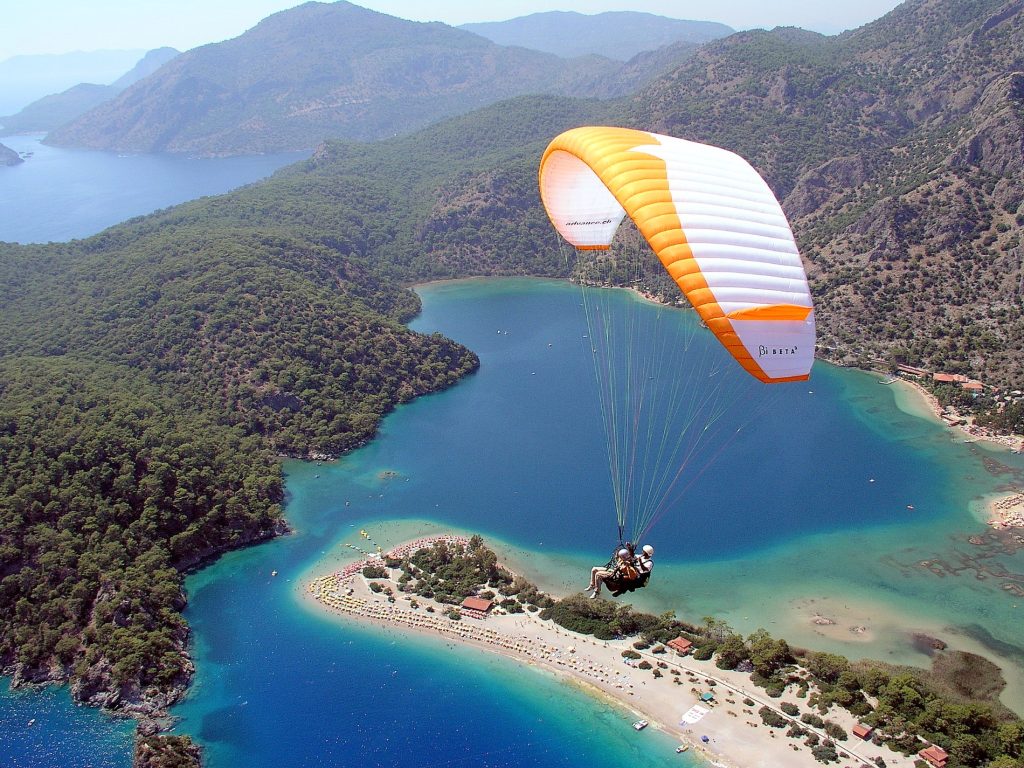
<box><xmin>988</xmin><ymin>493</ymin><xmax>1024</xmax><ymax>530</ymax></box>
<box><xmin>888</xmin><ymin>376</ymin><xmax>1024</xmax><ymax>452</ymax></box>
<box><xmin>305</xmin><ymin>536</ymin><xmax>921</xmax><ymax>768</ymax></box>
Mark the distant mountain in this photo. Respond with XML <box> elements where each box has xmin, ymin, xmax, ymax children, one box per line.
<box><xmin>0</xmin><ymin>48</ymin><xmax>179</xmax><ymax>136</ymax></box>
<box><xmin>459</xmin><ymin>11</ymin><xmax>733</xmax><ymax>61</ymax></box>
<box><xmin>45</xmin><ymin>1</ymin><xmax>692</xmax><ymax>156</ymax></box>
<box><xmin>0</xmin><ymin>49</ymin><xmax>146</xmax><ymax>115</ymax></box>
<box><xmin>0</xmin><ymin>141</ymin><xmax>22</xmax><ymax>165</ymax></box>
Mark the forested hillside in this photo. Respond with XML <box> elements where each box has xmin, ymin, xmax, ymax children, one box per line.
<box><xmin>0</xmin><ymin>184</ymin><xmax>479</xmax><ymax>717</ymax></box>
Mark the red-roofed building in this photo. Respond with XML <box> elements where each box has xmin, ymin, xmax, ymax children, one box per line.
<box><xmin>852</xmin><ymin>723</ymin><xmax>874</xmax><ymax>740</ymax></box>
<box><xmin>461</xmin><ymin>596</ymin><xmax>493</xmax><ymax>613</ymax></box>
<box><xmin>933</xmin><ymin>373</ymin><xmax>960</xmax><ymax>383</ymax></box>
<box><xmin>919</xmin><ymin>745</ymin><xmax>948</xmax><ymax>768</ymax></box>
<box><xmin>667</xmin><ymin>637</ymin><xmax>693</xmax><ymax>656</ymax></box>
<box><xmin>961</xmin><ymin>380</ymin><xmax>983</xmax><ymax>392</ymax></box>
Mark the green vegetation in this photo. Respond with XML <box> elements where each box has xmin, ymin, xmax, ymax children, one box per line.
<box><xmin>394</xmin><ymin>535</ymin><xmax>527</xmax><ymax>607</ymax></box>
<box><xmin>0</xmin><ymin>358</ymin><xmax>282</xmax><ymax>705</ymax></box>
<box><xmin>134</xmin><ymin>734</ymin><xmax>201</xmax><ymax>768</ymax></box>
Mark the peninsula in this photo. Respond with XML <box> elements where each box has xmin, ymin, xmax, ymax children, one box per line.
<box><xmin>307</xmin><ymin>535</ymin><xmax>1024</xmax><ymax>768</ymax></box>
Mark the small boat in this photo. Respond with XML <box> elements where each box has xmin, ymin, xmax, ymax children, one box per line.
<box><xmin>676</xmin><ymin>745</ymin><xmax>689</xmax><ymax>753</ymax></box>
<box><xmin>633</xmin><ymin>720</ymin><xmax>648</xmax><ymax>731</ymax></box>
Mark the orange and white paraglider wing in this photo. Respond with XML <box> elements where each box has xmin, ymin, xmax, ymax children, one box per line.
<box><xmin>538</xmin><ymin>126</ymin><xmax>815</xmax><ymax>383</ymax></box>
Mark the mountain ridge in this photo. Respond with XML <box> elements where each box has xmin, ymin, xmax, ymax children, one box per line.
<box><xmin>44</xmin><ymin>2</ymin><xmax>696</xmax><ymax>156</ymax></box>
<box><xmin>459</xmin><ymin>10</ymin><xmax>733</xmax><ymax>60</ymax></box>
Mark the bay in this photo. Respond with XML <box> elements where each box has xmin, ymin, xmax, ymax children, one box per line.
<box><xmin>165</xmin><ymin>277</ymin><xmax>1024</xmax><ymax>768</ymax></box>
<box><xmin>0</xmin><ymin>134</ymin><xmax>307</xmax><ymax>244</ymax></box>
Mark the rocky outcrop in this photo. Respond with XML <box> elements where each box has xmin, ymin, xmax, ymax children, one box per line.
<box><xmin>0</xmin><ymin>141</ymin><xmax>23</xmax><ymax>165</ymax></box>
<box><xmin>948</xmin><ymin>72</ymin><xmax>1024</xmax><ymax>183</ymax></box>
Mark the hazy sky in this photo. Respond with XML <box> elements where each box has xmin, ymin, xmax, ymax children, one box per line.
<box><xmin>2</xmin><ymin>0</ymin><xmax>905</xmax><ymax>60</ymax></box>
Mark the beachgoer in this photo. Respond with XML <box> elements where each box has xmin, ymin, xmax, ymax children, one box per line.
<box><xmin>588</xmin><ymin>548</ymin><xmax>638</xmax><ymax>598</ymax></box>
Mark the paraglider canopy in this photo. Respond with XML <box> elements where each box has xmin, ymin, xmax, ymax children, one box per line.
<box><xmin>538</xmin><ymin>126</ymin><xmax>815</xmax><ymax>383</ymax></box>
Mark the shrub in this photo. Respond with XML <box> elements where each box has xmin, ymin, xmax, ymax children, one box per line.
<box><xmin>363</xmin><ymin>565</ymin><xmax>388</xmax><ymax>579</ymax></box>
<box><xmin>693</xmin><ymin>646</ymin><xmax>714</xmax><ymax>661</ymax></box>
<box><xmin>801</xmin><ymin>713</ymin><xmax>825</xmax><ymax>728</ymax></box>
<box><xmin>638</xmin><ymin>660</ymin><xmax>652</xmax><ymax>670</ymax></box>
<box><xmin>781</xmin><ymin>702</ymin><xmax>800</xmax><ymax>716</ymax></box>
<box><xmin>811</xmin><ymin>742</ymin><xmax>839</xmax><ymax>764</ymax></box>
<box><xmin>759</xmin><ymin>706</ymin><xmax>788</xmax><ymax>728</ymax></box>
<box><xmin>823</xmin><ymin>722</ymin><xmax>847</xmax><ymax>742</ymax></box>
<box><xmin>622</xmin><ymin>650</ymin><xmax>641</xmax><ymax>660</ymax></box>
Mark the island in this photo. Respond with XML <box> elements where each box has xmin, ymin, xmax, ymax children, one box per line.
<box><xmin>307</xmin><ymin>534</ymin><xmax>1024</xmax><ymax>768</ymax></box>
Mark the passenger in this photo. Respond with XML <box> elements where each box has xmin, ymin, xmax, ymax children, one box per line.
<box><xmin>588</xmin><ymin>548</ymin><xmax>637</xmax><ymax>598</ymax></box>
<box><xmin>637</xmin><ymin>544</ymin><xmax>654</xmax><ymax>577</ymax></box>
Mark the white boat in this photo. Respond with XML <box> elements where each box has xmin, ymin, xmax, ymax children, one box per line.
<box><xmin>633</xmin><ymin>720</ymin><xmax>648</xmax><ymax>731</ymax></box>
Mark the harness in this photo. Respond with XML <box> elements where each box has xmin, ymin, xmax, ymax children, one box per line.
<box><xmin>604</xmin><ymin>544</ymin><xmax>650</xmax><ymax>596</ymax></box>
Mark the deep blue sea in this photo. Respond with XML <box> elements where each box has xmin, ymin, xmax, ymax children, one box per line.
<box><xmin>0</xmin><ymin>134</ymin><xmax>307</xmax><ymax>244</ymax></box>
<box><xmin>3</xmin><ymin>175</ymin><xmax>1024</xmax><ymax>766</ymax></box>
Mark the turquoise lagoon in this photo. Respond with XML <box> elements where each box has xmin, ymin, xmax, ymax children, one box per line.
<box><xmin>168</xmin><ymin>278</ymin><xmax>1024</xmax><ymax>767</ymax></box>
<box><xmin>4</xmin><ymin>277</ymin><xmax>1023</xmax><ymax>766</ymax></box>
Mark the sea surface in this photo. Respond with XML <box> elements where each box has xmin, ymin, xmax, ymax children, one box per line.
<box><xmin>0</xmin><ymin>134</ymin><xmax>307</xmax><ymax>244</ymax></box>
<box><xmin>3</xmin><ymin>277</ymin><xmax>1024</xmax><ymax>763</ymax></box>
<box><xmin>164</xmin><ymin>278</ymin><xmax>1023</xmax><ymax>768</ymax></box>
<box><xmin>0</xmin><ymin>679</ymin><xmax>133</xmax><ymax>768</ymax></box>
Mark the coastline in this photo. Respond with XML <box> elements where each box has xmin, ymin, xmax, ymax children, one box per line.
<box><xmin>887</xmin><ymin>375</ymin><xmax>1024</xmax><ymax>531</ymax></box>
<box><xmin>304</xmin><ymin>535</ymin><xmax>919</xmax><ymax>768</ymax></box>
<box><xmin>887</xmin><ymin>375</ymin><xmax>1024</xmax><ymax>452</ymax></box>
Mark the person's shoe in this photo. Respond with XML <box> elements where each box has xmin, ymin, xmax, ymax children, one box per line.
<box><xmin>589</xmin><ymin>591</ymin><xmax>599</xmax><ymax>599</ymax></box>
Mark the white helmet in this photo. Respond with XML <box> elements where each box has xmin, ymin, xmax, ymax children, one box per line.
<box><xmin>618</xmin><ymin>548</ymin><xmax>630</xmax><ymax>559</ymax></box>
<box><xmin>642</xmin><ymin>545</ymin><xmax>654</xmax><ymax>556</ymax></box>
